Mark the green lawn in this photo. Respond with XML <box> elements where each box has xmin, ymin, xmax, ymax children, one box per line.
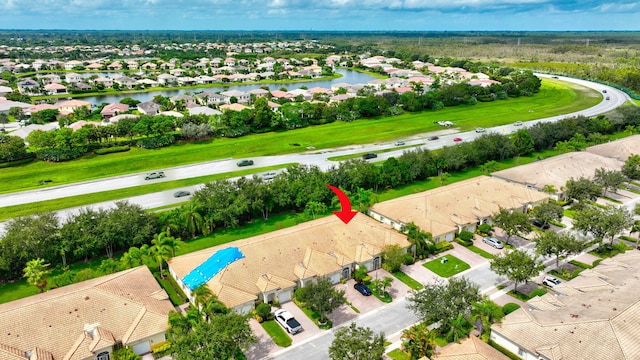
<box><xmin>0</xmin><ymin>79</ymin><xmax>599</xmax><ymax>196</ymax></box>
<box><xmin>261</xmin><ymin>320</ymin><xmax>292</xmax><ymax>347</ymax></box>
<box><xmin>423</xmin><ymin>255</ymin><xmax>471</xmax><ymax>278</ymax></box>
<box><xmin>392</xmin><ymin>271</ymin><xmax>423</xmax><ymax>290</ymax></box>
<box><xmin>468</xmin><ymin>245</ymin><xmax>494</xmax><ymax>259</ymax></box>
<box><xmin>387</xmin><ymin>349</ymin><xmax>410</xmax><ymax>360</ymax></box>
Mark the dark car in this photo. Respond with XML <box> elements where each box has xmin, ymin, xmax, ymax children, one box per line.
<box><xmin>354</xmin><ymin>283</ymin><xmax>372</xmax><ymax>296</ymax></box>
<box><xmin>236</xmin><ymin>159</ymin><xmax>254</xmax><ymax>167</ymax></box>
<box><xmin>428</xmin><ymin>135</ymin><xmax>439</xmax><ymax>141</ymax></box>
<box><xmin>531</xmin><ymin>219</ymin><xmax>550</xmax><ymax>230</ymax></box>
<box><xmin>145</xmin><ymin>171</ymin><xmax>165</xmax><ymax>180</ymax></box>
<box><xmin>173</xmin><ymin>190</ymin><xmax>191</xmax><ymax>198</ymax></box>
<box><xmin>362</xmin><ymin>153</ymin><xmax>377</xmax><ymax>160</ymax></box>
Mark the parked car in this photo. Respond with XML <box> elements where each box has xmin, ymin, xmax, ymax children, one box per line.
<box><xmin>145</xmin><ymin>171</ymin><xmax>165</xmax><ymax>180</ymax></box>
<box><xmin>475</xmin><ymin>127</ymin><xmax>486</xmax><ymax>133</ymax></box>
<box><xmin>354</xmin><ymin>283</ymin><xmax>372</xmax><ymax>296</ymax></box>
<box><xmin>542</xmin><ymin>275</ymin><xmax>561</xmax><ymax>287</ymax></box>
<box><xmin>453</xmin><ymin>137</ymin><xmax>463</xmax><ymax>142</ymax></box>
<box><xmin>514</xmin><ymin>121</ymin><xmax>523</xmax><ymax>126</ymax></box>
<box><xmin>173</xmin><ymin>190</ymin><xmax>191</xmax><ymax>198</ymax></box>
<box><xmin>262</xmin><ymin>172</ymin><xmax>277</xmax><ymax>181</ymax></box>
<box><xmin>531</xmin><ymin>219</ymin><xmax>550</xmax><ymax>230</ymax></box>
<box><xmin>236</xmin><ymin>159</ymin><xmax>254</xmax><ymax>167</ymax></box>
<box><xmin>428</xmin><ymin>136</ymin><xmax>439</xmax><ymax>141</ymax></box>
<box><xmin>483</xmin><ymin>236</ymin><xmax>504</xmax><ymax>249</ymax></box>
<box><xmin>362</xmin><ymin>152</ymin><xmax>378</xmax><ymax>160</ymax></box>
<box><xmin>274</xmin><ymin>309</ymin><xmax>303</xmax><ymax>334</ymax></box>
<box><xmin>394</xmin><ymin>140</ymin><xmax>406</xmax><ymax>146</ymax></box>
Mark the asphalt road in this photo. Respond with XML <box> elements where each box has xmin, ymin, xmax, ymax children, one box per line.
<box><xmin>0</xmin><ymin>74</ymin><xmax>630</xmax><ymax>230</ymax></box>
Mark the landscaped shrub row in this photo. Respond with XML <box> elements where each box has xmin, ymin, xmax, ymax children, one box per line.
<box><xmin>94</xmin><ymin>145</ymin><xmax>130</xmax><ymax>155</ymax></box>
<box><xmin>433</xmin><ymin>241</ymin><xmax>454</xmax><ymax>254</ymax></box>
<box><xmin>502</xmin><ymin>302</ymin><xmax>521</xmax><ymax>315</ymax></box>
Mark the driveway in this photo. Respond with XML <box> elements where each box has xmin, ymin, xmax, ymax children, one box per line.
<box><xmin>279</xmin><ymin>301</ymin><xmax>323</xmax><ymax>345</ymax></box>
<box><xmin>246</xmin><ymin>318</ymin><xmax>280</xmax><ymax>360</ymax></box>
<box><xmin>444</xmin><ymin>242</ymin><xmax>489</xmax><ymax>267</ymax></box>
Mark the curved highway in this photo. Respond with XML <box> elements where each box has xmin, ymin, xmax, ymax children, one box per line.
<box><xmin>0</xmin><ymin>74</ymin><xmax>631</xmax><ymax>229</ymax></box>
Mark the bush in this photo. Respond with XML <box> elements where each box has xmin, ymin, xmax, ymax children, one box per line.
<box><xmin>294</xmin><ymin>287</ymin><xmax>309</xmax><ymax>302</ymax></box>
<box><xmin>402</xmin><ymin>253</ymin><xmax>415</xmax><ymax>265</ymax></box>
<box><xmin>94</xmin><ymin>145</ymin><xmax>130</xmax><ymax>155</ymax></box>
<box><xmin>433</xmin><ymin>241</ymin><xmax>454</xmax><ymax>254</ymax></box>
<box><xmin>455</xmin><ymin>237</ymin><xmax>473</xmax><ymax>247</ymax></box>
<box><xmin>136</xmin><ymin>134</ymin><xmax>176</xmax><ymax>149</ymax></box>
<box><xmin>255</xmin><ymin>303</ymin><xmax>271</xmax><ymax>321</ymax></box>
<box><xmin>502</xmin><ymin>303</ymin><xmax>521</xmax><ymax>315</ymax></box>
<box><xmin>477</xmin><ymin>223</ymin><xmax>493</xmax><ymax>235</ymax></box>
<box><xmin>529</xmin><ymin>289</ymin><xmax>547</xmax><ymax>298</ymax></box>
<box><xmin>0</xmin><ymin>156</ymin><xmax>34</xmax><ymax>168</ymax></box>
<box><xmin>458</xmin><ymin>230</ymin><xmax>474</xmax><ymax>241</ymax></box>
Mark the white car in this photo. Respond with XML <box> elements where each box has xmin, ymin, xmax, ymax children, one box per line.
<box><xmin>514</xmin><ymin>121</ymin><xmax>523</xmax><ymax>126</ymax></box>
<box><xmin>542</xmin><ymin>276</ymin><xmax>561</xmax><ymax>287</ymax></box>
<box><xmin>475</xmin><ymin>127</ymin><xmax>486</xmax><ymax>133</ymax></box>
<box><xmin>262</xmin><ymin>172</ymin><xmax>277</xmax><ymax>181</ymax></box>
<box><xmin>394</xmin><ymin>140</ymin><xmax>406</xmax><ymax>146</ymax></box>
<box><xmin>274</xmin><ymin>309</ymin><xmax>303</xmax><ymax>334</ymax></box>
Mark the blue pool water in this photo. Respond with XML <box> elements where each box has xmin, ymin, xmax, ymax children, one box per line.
<box><xmin>182</xmin><ymin>247</ymin><xmax>244</xmax><ymax>291</ymax></box>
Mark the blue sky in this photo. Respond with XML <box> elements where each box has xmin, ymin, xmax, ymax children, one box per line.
<box><xmin>1</xmin><ymin>0</ymin><xmax>638</xmax><ymax>31</ymax></box>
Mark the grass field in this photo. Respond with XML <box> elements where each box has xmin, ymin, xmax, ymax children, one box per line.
<box><xmin>261</xmin><ymin>320</ymin><xmax>292</xmax><ymax>347</ymax></box>
<box><xmin>0</xmin><ymin>79</ymin><xmax>600</xmax><ymax>195</ymax></box>
<box><xmin>423</xmin><ymin>255</ymin><xmax>471</xmax><ymax>277</ymax></box>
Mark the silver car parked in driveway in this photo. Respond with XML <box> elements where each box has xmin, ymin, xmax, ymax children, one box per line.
<box><xmin>483</xmin><ymin>236</ymin><xmax>504</xmax><ymax>249</ymax></box>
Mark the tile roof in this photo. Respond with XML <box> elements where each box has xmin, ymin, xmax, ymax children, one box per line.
<box><xmin>169</xmin><ymin>213</ymin><xmax>409</xmax><ymax>309</ymax></box>
<box><xmin>370</xmin><ymin>176</ymin><xmax>548</xmax><ymax>238</ymax></box>
<box><xmin>492</xmin><ymin>151</ymin><xmax>624</xmax><ymax>190</ymax></box>
<box><xmin>491</xmin><ymin>252</ymin><xmax>640</xmax><ymax>360</ymax></box>
<box><xmin>0</xmin><ymin>266</ymin><xmax>173</xmax><ymax>360</ymax></box>
<box><xmin>585</xmin><ymin>134</ymin><xmax>640</xmax><ymax>162</ymax></box>
<box><xmin>434</xmin><ymin>335</ymin><xmax>510</xmax><ymax>359</ymax></box>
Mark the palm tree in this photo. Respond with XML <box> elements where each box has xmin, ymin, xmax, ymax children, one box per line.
<box><xmin>470</xmin><ymin>299</ymin><xmax>505</xmax><ymax>338</ymax></box>
<box><xmin>192</xmin><ymin>284</ymin><xmax>214</xmax><ymax>308</ymax></box>
<box><xmin>401</xmin><ymin>322</ymin><xmax>436</xmax><ymax>360</ymax></box>
<box><xmin>149</xmin><ymin>233</ymin><xmax>172</xmax><ymax>278</ymax></box>
<box><xmin>180</xmin><ymin>202</ymin><xmax>204</xmax><ymax>238</ymax></box>
<box><xmin>542</xmin><ymin>184</ymin><xmax>557</xmax><ymax>196</ymax></box>
<box><xmin>446</xmin><ymin>315</ymin><xmax>471</xmax><ymax>343</ymax></box>
<box><xmin>23</xmin><ymin>258</ymin><xmax>51</xmax><ymax>293</ymax></box>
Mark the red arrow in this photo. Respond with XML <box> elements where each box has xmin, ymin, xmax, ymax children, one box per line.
<box><xmin>326</xmin><ymin>184</ymin><xmax>358</xmax><ymax>224</ymax></box>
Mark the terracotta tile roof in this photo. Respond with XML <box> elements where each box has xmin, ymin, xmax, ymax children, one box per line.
<box><xmin>434</xmin><ymin>335</ymin><xmax>510</xmax><ymax>359</ymax></box>
<box><xmin>491</xmin><ymin>252</ymin><xmax>640</xmax><ymax>360</ymax></box>
<box><xmin>370</xmin><ymin>176</ymin><xmax>548</xmax><ymax>238</ymax></box>
<box><xmin>492</xmin><ymin>151</ymin><xmax>624</xmax><ymax>191</ymax></box>
<box><xmin>169</xmin><ymin>213</ymin><xmax>409</xmax><ymax>308</ymax></box>
<box><xmin>586</xmin><ymin>134</ymin><xmax>640</xmax><ymax>162</ymax></box>
<box><xmin>0</xmin><ymin>267</ymin><xmax>173</xmax><ymax>360</ymax></box>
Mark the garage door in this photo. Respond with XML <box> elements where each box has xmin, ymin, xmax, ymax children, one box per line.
<box><xmin>278</xmin><ymin>290</ymin><xmax>292</xmax><ymax>304</ymax></box>
<box><xmin>131</xmin><ymin>341</ymin><xmax>151</xmax><ymax>355</ymax></box>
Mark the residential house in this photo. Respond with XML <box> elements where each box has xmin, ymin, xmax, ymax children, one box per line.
<box><xmin>248</xmin><ymin>88</ymin><xmax>270</xmax><ymax>99</ymax></box>
<box><xmin>38</xmin><ymin>73</ymin><xmax>62</xmax><ymax>84</ymax></box>
<box><xmin>141</xmin><ymin>62</ymin><xmax>157</xmax><ymax>70</ymax></box>
<box><xmin>188</xmin><ymin>106</ymin><xmax>222</xmax><ymax>116</ymax></box>
<box><xmin>492</xmin><ymin>152</ymin><xmax>624</xmax><ymax>200</ymax></box>
<box><xmin>491</xmin><ymin>252</ymin><xmax>640</xmax><ymax>360</ymax></box>
<box><xmin>369</xmin><ymin>176</ymin><xmax>548</xmax><ymax>243</ymax></box>
<box><xmin>65</xmin><ymin>72</ymin><xmax>83</xmax><ymax>83</ymax></box>
<box><xmin>64</xmin><ymin>60</ymin><xmax>83</xmax><ymax>70</ymax></box>
<box><xmin>585</xmin><ymin>134</ymin><xmax>640</xmax><ymax>162</ymax></box>
<box><xmin>106</xmin><ymin>61</ymin><xmax>123</xmax><ymax>70</ymax></box>
<box><xmin>0</xmin><ymin>266</ymin><xmax>174</xmax><ymax>359</ymax></box>
<box><xmin>17</xmin><ymin>78</ymin><xmax>40</xmax><ymax>94</ymax></box>
<box><xmin>157</xmin><ymin>73</ymin><xmax>177</xmax><ymax>86</ymax></box>
<box><xmin>433</xmin><ymin>336</ymin><xmax>510</xmax><ymax>360</ymax></box>
<box><xmin>169</xmin><ymin>94</ymin><xmax>196</xmax><ymax>107</ymax></box>
<box><xmin>100</xmin><ymin>103</ymin><xmax>129</xmax><ymax>119</ymax></box>
<box><xmin>86</xmin><ymin>62</ymin><xmax>103</xmax><ymax>70</ymax></box>
<box><xmin>56</xmin><ymin>99</ymin><xmax>92</xmax><ymax>115</ymax></box>
<box><xmin>220</xmin><ymin>90</ymin><xmax>250</xmax><ymax>104</ymax></box>
<box><xmin>113</xmin><ymin>76</ymin><xmax>137</xmax><ymax>89</ymax></box>
<box><xmin>137</xmin><ymin>101</ymin><xmax>161</xmax><ymax>116</ymax></box>
<box><xmin>168</xmin><ymin>214</ymin><xmax>409</xmax><ymax>314</ymax></box>
<box><xmin>126</xmin><ymin>60</ymin><xmax>139</xmax><ymax>70</ymax></box>
<box><xmin>22</xmin><ymin>103</ymin><xmax>58</xmax><ymax>117</ymax></box>
<box><xmin>92</xmin><ymin>76</ymin><xmax>113</xmax><ymax>88</ymax></box>
<box><xmin>44</xmin><ymin>82</ymin><xmax>67</xmax><ymax>95</ymax></box>
<box><xmin>195</xmin><ymin>92</ymin><xmax>226</xmax><ymax>106</ymax></box>
<box><xmin>136</xmin><ymin>78</ymin><xmax>159</xmax><ymax>88</ymax></box>
<box><xmin>0</xmin><ymin>85</ymin><xmax>12</xmax><ymax>96</ymax></box>
<box><xmin>0</xmin><ymin>99</ymin><xmax>32</xmax><ymax>114</ymax></box>
<box><xmin>71</xmin><ymin>82</ymin><xmax>92</xmax><ymax>92</ymax></box>
<box><xmin>219</xmin><ymin>103</ymin><xmax>250</xmax><ymax>112</ymax></box>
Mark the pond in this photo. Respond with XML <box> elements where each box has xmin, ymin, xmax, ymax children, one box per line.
<box><xmin>77</xmin><ymin>69</ymin><xmax>378</xmax><ymax>106</ymax></box>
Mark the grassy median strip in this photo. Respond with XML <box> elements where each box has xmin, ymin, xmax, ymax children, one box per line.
<box><xmin>261</xmin><ymin>320</ymin><xmax>292</xmax><ymax>347</ymax></box>
<box><xmin>392</xmin><ymin>271</ymin><xmax>423</xmax><ymax>290</ymax></box>
<box><xmin>0</xmin><ymin>164</ymin><xmax>295</xmax><ymax>221</ymax></box>
<box><xmin>0</xmin><ymin>80</ymin><xmax>599</xmax><ymax>195</ymax></box>
<box><xmin>468</xmin><ymin>245</ymin><xmax>495</xmax><ymax>259</ymax></box>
